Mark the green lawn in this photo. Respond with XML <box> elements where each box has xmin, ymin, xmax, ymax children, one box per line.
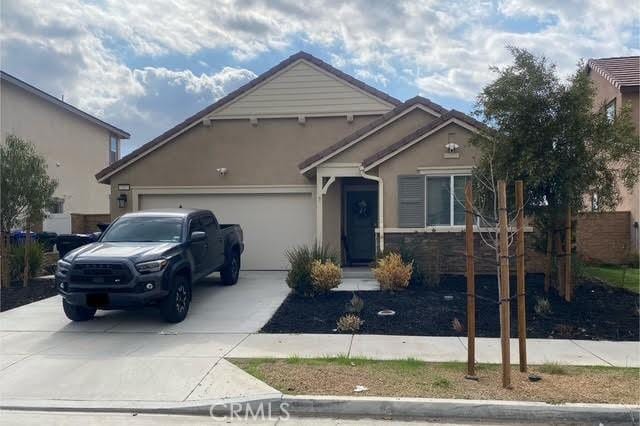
<box><xmin>584</xmin><ymin>265</ymin><xmax>640</xmax><ymax>293</ymax></box>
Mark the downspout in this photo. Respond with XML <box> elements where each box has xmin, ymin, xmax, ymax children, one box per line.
<box><xmin>359</xmin><ymin>166</ymin><xmax>384</xmax><ymax>253</ymax></box>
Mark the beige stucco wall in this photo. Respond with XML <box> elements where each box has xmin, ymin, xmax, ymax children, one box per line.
<box><xmin>323</xmin><ymin>178</ymin><xmax>342</xmax><ymax>257</ymax></box>
<box><xmin>108</xmin><ymin>115</ymin><xmax>377</xmax><ymax>217</ymax></box>
<box><xmin>0</xmin><ymin>80</ymin><xmax>112</xmax><ymax>214</ymax></box>
<box><xmin>376</xmin><ymin>123</ymin><xmax>478</xmax><ymax>228</ymax></box>
<box><xmin>330</xmin><ymin>108</ymin><xmax>436</xmax><ymax>163</ymax></box>
<box><xmin>589</xmin><ymin>70</ymin><xmax>640</xmax><ymax>250</ymax></box>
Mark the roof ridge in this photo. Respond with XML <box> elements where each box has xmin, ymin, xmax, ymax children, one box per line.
<box><xmin>362</xmin><ymin>109</ymin><xmax>488</xmax><ymax>168</ymax></box>
<box><xmin>96</xmin><ymin>50</ymin><xmax>402</xmax><ymax>182</ymax></box>
<box><xmin>1</xmin><ymin>70</ymin><xmax>130</xmax><ymax>138</ymax></box>
<box><xmin>297</xmin><ymin>95</ymin><xmax>448</xmax><ymax>171</ymax></box>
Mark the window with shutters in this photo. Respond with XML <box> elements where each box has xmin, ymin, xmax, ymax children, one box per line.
<box><xmin>398</xmin><ymin>174</ymin><xmax>470</xmax><ymax>227</ymax></box>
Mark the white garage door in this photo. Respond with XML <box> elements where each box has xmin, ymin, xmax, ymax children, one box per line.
<box><xmin>139</xmin><ymin>192</ymin><xmax>315</xmax><ymax>270</ymax></box>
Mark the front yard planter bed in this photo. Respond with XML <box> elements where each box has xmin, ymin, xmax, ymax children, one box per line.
<box><xmin>1</xmin><ymin>276</ymin><xmax>57</xmax><ymax>312</ymax></box>
<box><xmin>261</xmin><ymin>274</ymin><xmax>639</xmax><ymax>341</ymax></box>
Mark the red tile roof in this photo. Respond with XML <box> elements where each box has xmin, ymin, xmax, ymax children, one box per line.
<box><xmin>587</xmin><ymin>56</ymin><xmax>640</xmax><ymax>90</ymax></box>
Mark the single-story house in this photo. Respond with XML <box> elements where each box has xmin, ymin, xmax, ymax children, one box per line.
<box><xmin>96</xmin><ymin>51</ymin><xmax>540</xmax><ymax>271</ymax></box>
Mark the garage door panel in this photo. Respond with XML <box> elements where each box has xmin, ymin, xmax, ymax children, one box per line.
<box><xmin>139</xmin><ymin>193</ymin><xmax>314</xmax><ymax>270</ymax></box>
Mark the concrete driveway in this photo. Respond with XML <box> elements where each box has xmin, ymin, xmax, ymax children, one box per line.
<box><xmin>0</xmin><ymin>272</ymin><xmax>288</xmax><ymax>404</ymax></box>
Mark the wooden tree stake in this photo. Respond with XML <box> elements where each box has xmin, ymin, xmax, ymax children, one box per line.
<box><xmin>544</xmin><ymin>231</ymin><xmax>552</xmax><ymax>293</ymax></box>
<box><xmin>515</xmin><ymin>181</ymin><xmax>527</xmax><ymax>372</ymax></box>
<box><xmin>555</xmin><ymin>231</ymin><xmax>564</xmax><ymax>298</ymax></box>
<box><xmin>564</xmin><ymin>207</ymin><xmax>572</xmax><ymax>302</ymax></box>
<box><xmin>497</xmin><ymin>180</ymin><xmax>511</xmax><ymax>388</ymax></box>
<box><xmin>464</xmin><ymin>181</ymin><xmax>476</xmax><ymax>378</ymax></box>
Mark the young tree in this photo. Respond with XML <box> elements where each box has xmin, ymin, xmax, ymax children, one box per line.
<box><xmin>0</xmin><ymin>135</ymin><xmax>58</xmax><ymax>286</ymax></box>
<box><xmin>471</xmin><ymin>47</ymin><xmax>640</xmax><ymax>293</ymax></box>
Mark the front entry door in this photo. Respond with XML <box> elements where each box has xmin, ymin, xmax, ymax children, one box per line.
<box><xmin>346</xmin><ymin>191</ymin><xmax>377</xmax><ymax>263</ymax></box>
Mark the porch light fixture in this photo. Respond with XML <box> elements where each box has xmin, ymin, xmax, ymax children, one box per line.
<box><xmin>117</xmin><ymin>193</ymin><xmax>127</xmax><ymax>208</ymax></box>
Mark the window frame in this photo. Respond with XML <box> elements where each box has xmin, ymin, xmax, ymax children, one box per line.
<box><xmin>400</xmin><ymin>173</ymin><xmax>473</xmax><ymax>228</ymax></box>
<box><xmin>605</xmin><ymin>100</ymin><xmax>616</xmax><ymax>122</ymax></box>
<box><xmin>109</xmin><ymin>134</ymin><xmax>120</xmax><ymax>165</ymax></box>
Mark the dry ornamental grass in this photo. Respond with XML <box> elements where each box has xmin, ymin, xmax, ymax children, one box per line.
<box><xmin>373</xmin><ymin>252</ymin><xmax>413</xmax><ymax>291</ymax></box>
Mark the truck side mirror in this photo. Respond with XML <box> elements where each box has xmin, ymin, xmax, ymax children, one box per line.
<box><xmin>190</xmin><ymin>231</ymin><xmax>206</xmax><ymax>242</ymax></box>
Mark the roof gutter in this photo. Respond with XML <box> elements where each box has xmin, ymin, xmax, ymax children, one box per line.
<box><xmin>359</xmin><ymin>166</ymin><xmax>384</xmax><ymax>253</ymax></box>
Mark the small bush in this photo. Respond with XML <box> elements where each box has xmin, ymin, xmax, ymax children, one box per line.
<box><xmin>626</xmin><ymin>251</ymin><xmax>639</xmax><ymax>268</ymax></box>
<box><xmin>534</xmin><ymin>297</ymin><xmax>552</xmax><ymax>316</ymax></box>
<box><xmin>346</xmin><ymin>292</ymin><xmax>364</xmax><ymax>314</ymax></box>
<box><xmin>451</xmin><ymin>318</ymin><xmax>464</xmax><ymax>334</ymax></box>
<box><xmin>553</xmin><ymin>323</ymin><xmax>575</xmax><ymax>338</ymax></box>
<box><xmin>285</xmin><ymin>244</ymin><xmax>337</xmax><ymax>296</ymax></box>
<box><xmin>336</xmin><ymin>314</ymin><xmax>363</xmax><ymax>333</ymax></box>
<box><xmin>373</xmin><ymin>252</ymin><xmax>413</xmax><ymax>292</ymax></box>
<box><xmin>9</xmin><ymin>243</ymin><xmax>44</xmax><ymax>282</ymax></box>
<box><xmin>432</xmin><ymin>377</ymin><xmax>452</xmax><ymax>388</ymax></box>
<box><xmin>310</xmin><ymin>260</ymin><xmax>342</xmax><ymax>293</ymax></box>
<box><xmin>539</xmin><ymin>362</ymin><xmax>568</xmax><ymax>375</ymax></box>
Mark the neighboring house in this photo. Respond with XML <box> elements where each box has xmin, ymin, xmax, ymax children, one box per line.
<box><xmin>97</xmin><ymin>52</ymin><xmax>540</xmax><ymax>271</ymax></box>
<box><xmin>586</xmin><ymin>56</ymin><xmax>640</xmax><ymax>251</ymax></box>
<box><xmin>1</xmin><ymin>71</ymin><xmax>130</xmax><ymax>234</ymax></box>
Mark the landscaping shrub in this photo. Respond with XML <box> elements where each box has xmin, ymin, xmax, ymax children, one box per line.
<box><xmin>9</xmin><ymin>243</ymin><xmax>44</xmax><ymax>282</ymax></box>
<box><xmin>534</xmin><ymin>297</ymin><xmax>552</xmax><ymax>316</ymax></box>
<box><xmin>377</xmin><ymin>245</ymin><xmax>434</xmax><ymax>288</ymax></box>
<box><xmin>451</xmin><ymin>317</ymin><xmax>464</xmax><ymax>334</ymax></box>
<box><xmin>310</xmin><ymin>260</ymin><xmax>342</xmax><ymax>293</ymax></box>
<box><xmin>336</xmin><ymin>314</ymin><xmax>363</xmax><ymax>333</ymax></box>
<box><xmin>539</xmin><ymin>362</ymin><xmax>568</xmax><ymax>375</ymax></box>
<box><xmin>373</xmin><ymin>252</ymin><xmax>412</xmax><ymax>291</ymax></box>
<box><xmin>346</xmin><ymin>292</ymin><xmax>364</xmax><ymax>314</ymax></box>
<box><xmin>285</xmin><ymin>244</ymin><xmax>337</xmax><ymax>296</ymax></box>
<box><xmin>626</xmin><ymin>251</ymin><xmax>639</xmax><ymax>268</ymax></box>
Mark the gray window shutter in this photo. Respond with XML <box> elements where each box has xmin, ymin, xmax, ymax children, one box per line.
<box><xmin>398</xmin><ymin>175</ymin><xmax>425</xmax><ymax>227</ymax></box>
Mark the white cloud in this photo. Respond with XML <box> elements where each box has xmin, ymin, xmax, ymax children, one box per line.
<box><xmin>133</xmin><ymin>67</ymin><xmax>256</xmax><ymax>99</ymax></box>
<box><xmin>1</xmin><ymin>0</ymin><xmax>638</xmax><ymax>151</ymax></box>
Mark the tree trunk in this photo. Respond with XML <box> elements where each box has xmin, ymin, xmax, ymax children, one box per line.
<box><xmin>564</xmin><ymin>207</ymin><xmax>572</xmax><ymax>302</ymax></box>
<box><xmin>555</xmin><ymin>231</ymin><xmax>564</xmax><ymax>298</ymax></box>
<box><xmin>0</xmin><ymin>230</ymin><xmax>9</xmax><ymax>288</ymax></box>
<box><xmin>544</xmin><ymin>231</ymin><xmax>552</xmax><ymax>293</ymax></box>
<box><xmin>23</xmin><ymin>220</ymin><xmax>31</xmax><ymax>287</ymax></box>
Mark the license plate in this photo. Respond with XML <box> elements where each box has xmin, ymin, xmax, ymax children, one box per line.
<box><xmin>87</xmin><ymin>293</ymin><xmax>109</xmax><ymax>306</ymax></box>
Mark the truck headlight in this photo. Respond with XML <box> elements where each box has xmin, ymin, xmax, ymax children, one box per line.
<box><xmin>57</xmin><ymin>259</ymin><xmax>71</xmax><ymax>275</ymax></box>
<box><xmin>135</xmin><ymin>259</ymin><xmax>168</xmax><ymax>273</ymax></box>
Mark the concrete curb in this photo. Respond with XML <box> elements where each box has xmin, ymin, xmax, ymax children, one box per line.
<box><xmin>2</xmin><ymin>395</ymin><xmax>639</xmax><ymax>423</ymax></box>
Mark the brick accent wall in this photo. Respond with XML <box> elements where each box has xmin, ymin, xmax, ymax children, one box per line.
<box><xmin>576</xmin><ymin>211</ymin><xmax>632</xmax><ymax>264</ymax></box>
<box><xmin>384</xmin><ymin>231</ymin><xmax>546</xmax><ymax>275</ymax></box>
<box><xmin>70</xmin><ymin>213</ymin><xmax>111</xmax><ymax>234</ymax></box>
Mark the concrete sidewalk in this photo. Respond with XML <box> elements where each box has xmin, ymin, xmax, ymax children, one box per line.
<box><xmin>1</xmin><ymin>270</ymin><xmax>638</xmax><ymax>409</ymax></box>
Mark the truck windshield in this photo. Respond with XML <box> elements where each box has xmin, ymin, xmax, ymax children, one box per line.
<box><xmin>101</xmin><ymin>216</ymin><xmax>183</xmax><ymax>243</ymax></box>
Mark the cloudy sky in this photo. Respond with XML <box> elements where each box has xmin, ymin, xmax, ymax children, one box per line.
<box><xmin>2</xmin><ymin>0</ymin><xmax>638</xmax><ymax>154</ymax></box>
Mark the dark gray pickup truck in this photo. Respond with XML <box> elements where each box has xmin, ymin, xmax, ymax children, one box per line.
<box><xmin>55</xmin><ymin>209</ymin><xmax>243</xmax><ymax>323</ymax></box>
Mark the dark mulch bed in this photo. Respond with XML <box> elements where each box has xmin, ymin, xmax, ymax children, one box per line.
<box><xmin>261</xmin><ymin>274</ymin><xmax>639</xmax><ymax>341</ymax></box>
<box><xmin>1</xmin><ymin>277</ymin><xmax>57</xmax><ymax>312</ymax></box>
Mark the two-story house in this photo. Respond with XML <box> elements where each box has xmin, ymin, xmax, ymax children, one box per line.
<box><xmin>0</xmin><ymin>71</ymin><xmax>130</xmax><ymax>234</ymax></box>
<box><xmin>586</xmin><ymin>56</ymin><xmax>639</xmax><ymax>252</ymax></box>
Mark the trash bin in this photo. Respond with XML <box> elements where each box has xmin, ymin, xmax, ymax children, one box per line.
<box><xmin>9</xmin><ymin>231</ymin><xmax>38</xmax><ymax>246</ymax></box>
<box><xmin>36</xmin><ymin>232</ymin><xmax>58</xmax><ymax>252</ymax></box>
<box><xmin>56</xmin><ymin>234</ymin><xmax>98</xmax><ymax>258</ymax></box>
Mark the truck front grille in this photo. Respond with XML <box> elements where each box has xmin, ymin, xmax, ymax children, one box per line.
<box><xmin>69</xmin><ymin>263</ymin><xmax>133</xmax><ymax>285</ymax></box>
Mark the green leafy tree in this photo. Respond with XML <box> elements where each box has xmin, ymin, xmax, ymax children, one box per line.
<box><xmin>471</xmin><ymin>47</ymin><xmax>639</xmax><ymax>290</ymax></box>
<box><xmin>1</xmin><ymin>135</ymin><xmax>58</xmax><ymax>286</ymax></box>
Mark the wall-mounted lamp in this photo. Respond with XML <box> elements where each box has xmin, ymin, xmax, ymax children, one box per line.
<box><xmin>445</xmin><ymin>142</ymin><xmax>460</xmax><ymax>153</ymax></box>
<box><xmin>117</xmin><ymin>193</ymin><xmax>128</xmax><ymax>208</ymax></box>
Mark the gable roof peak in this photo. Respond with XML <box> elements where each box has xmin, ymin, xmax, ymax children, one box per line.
<box><xmin>404</xmin><ymin>95</ymin><xmax>448</xmax><ymax>114</ymax></box>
